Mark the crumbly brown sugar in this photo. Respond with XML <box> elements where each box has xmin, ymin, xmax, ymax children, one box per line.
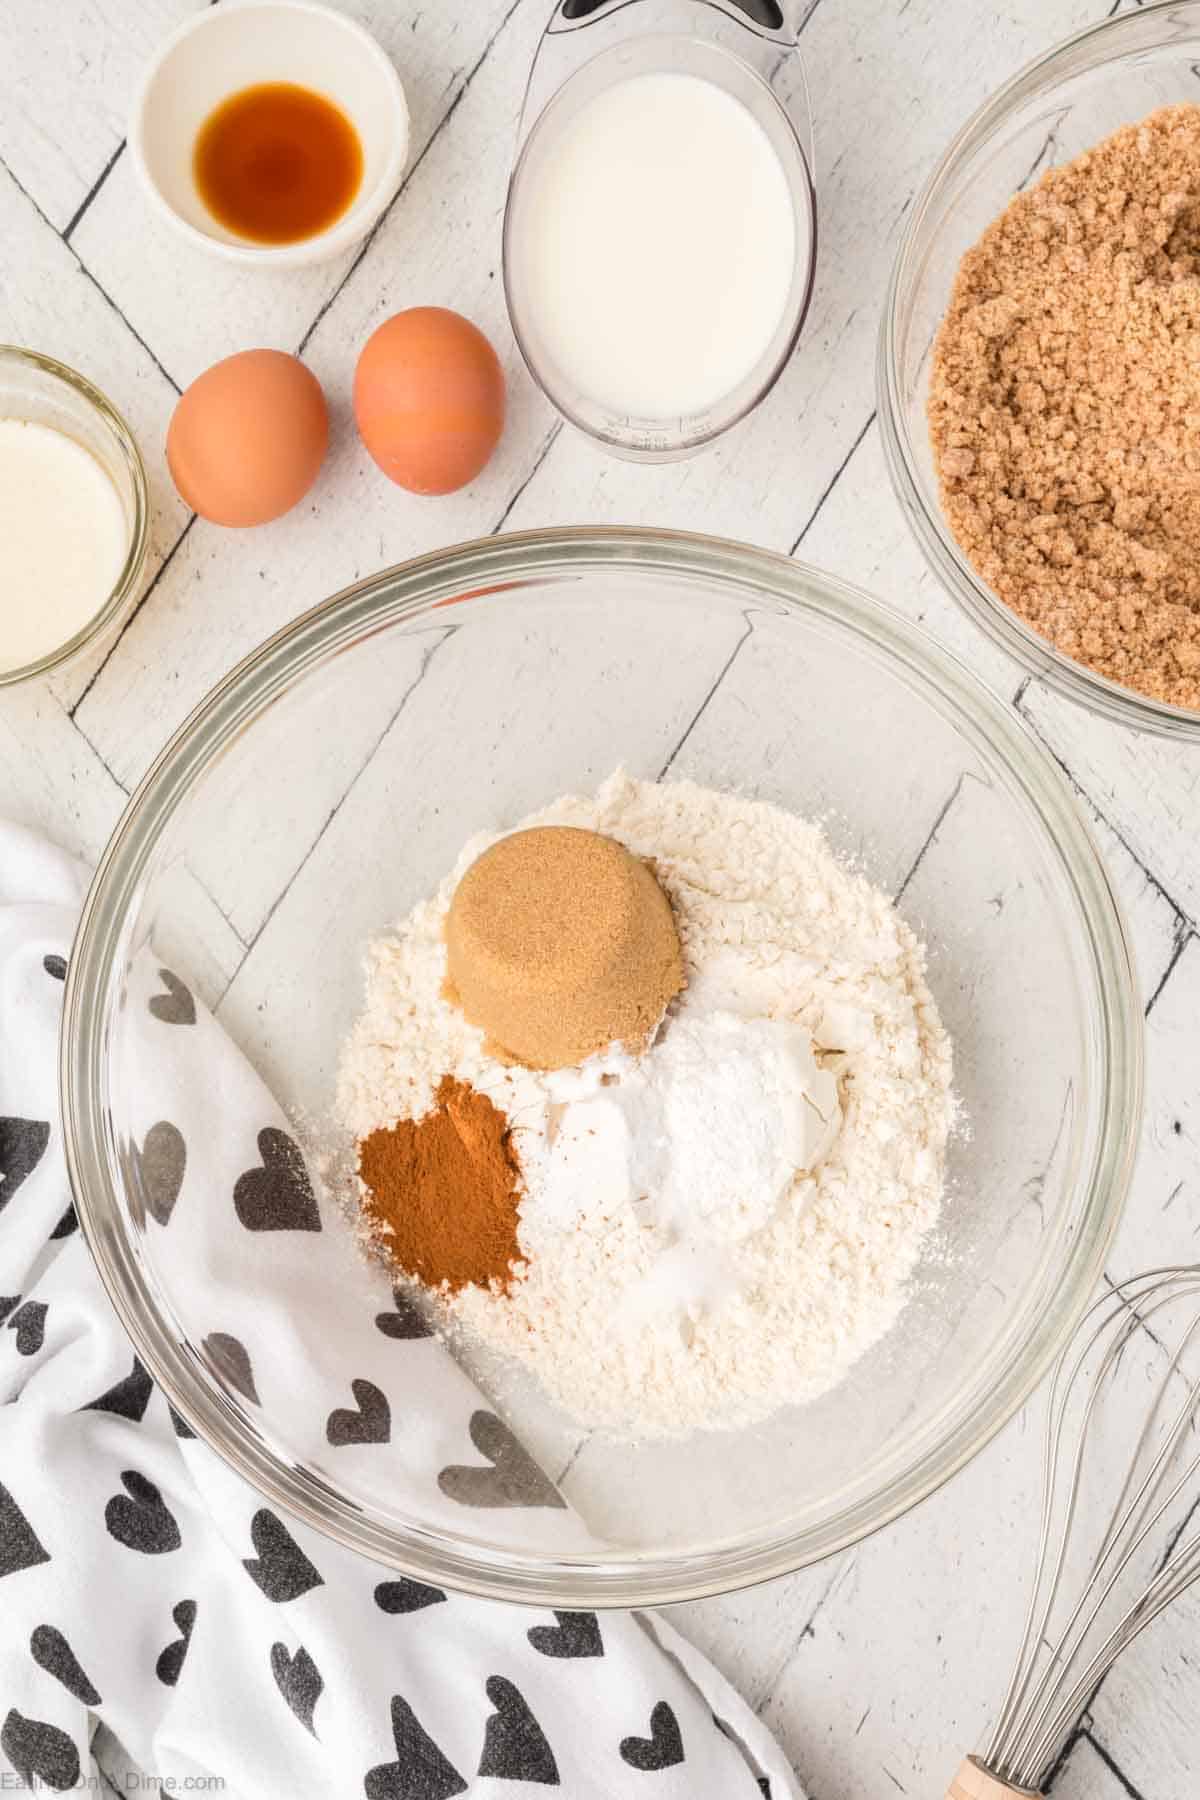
<box><xmin>444</xmin><ymin>825</ymin><xmax>683</xmax><ymax>1071</ymax></box>
<box><xmin>930</xmin><ymin>104</ymin><xmax>1200</xmax><ymax>710</ymax></box>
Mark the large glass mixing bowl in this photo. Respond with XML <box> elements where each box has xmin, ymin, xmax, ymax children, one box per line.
<box><xmin>62</xmin><ymin>530</ymin><xmax>1140</xmax><ymax>1606</ymax></box>
<box><xmin>879</xmin><ymin>2</ymin><xmax>1200</xmax><ymax>739</ymax></box>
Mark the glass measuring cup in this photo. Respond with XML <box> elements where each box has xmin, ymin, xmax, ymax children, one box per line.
<box><xmin>503</xmin><ymin>0</ymin><xmax>817</xmax><ymax>460</ymax></box>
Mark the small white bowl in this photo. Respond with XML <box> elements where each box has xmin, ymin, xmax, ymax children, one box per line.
<box><xmin>130</xmin><ymin>1</ymin><xmax>409</xmax><ymax>268</ymax></box>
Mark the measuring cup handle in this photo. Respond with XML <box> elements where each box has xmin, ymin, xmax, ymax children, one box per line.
<box><xmin>946</xmin><ymin>1757</ymin><xmax>1043</xmax><ymax>1800</ymax></box>
<box><xmin>548</xmin><ymin>0</ymin><xmax>797</xmax><ymax>46</ymax></box>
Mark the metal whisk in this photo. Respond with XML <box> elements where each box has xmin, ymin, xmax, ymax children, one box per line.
<box><xmin>948</xmin><ymin>1266</ymin><xmax>1200</xmax><ymax>1800</ymax></box>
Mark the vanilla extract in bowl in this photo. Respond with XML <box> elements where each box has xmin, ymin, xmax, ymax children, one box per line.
<box><xmin>193</xmin><ymin>81</ymin><xmax>363</xmax><ymax>245</ymax></box>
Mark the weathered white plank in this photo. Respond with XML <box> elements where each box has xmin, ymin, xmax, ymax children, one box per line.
<box><xmin>675</xmin><ymin>1559</ymin><xmax>850</xmax><ymax>1719</ymax></box>
<box><xmin>1106</xmin><ymin>933</ymin><xmax>1200</xmax><ymax>1280</ymax></box>
<box><xmin>1021</xmin><ymin>682</ymin><xmax>1200</xmax><ymax>928</ymax></box>
<box><xmin>0</xmin><ymin>0</ymin><xmax>200</xmax><ymax>232</ymax></box>
<box><xmin>1054</xmin><ymin>1734</ymin><xmax>1144</xmax><ymax>1800</ymax></box>
<box><xmin>1087</xmin><ymin>1586</ymin><xmax>1200</xmax><ymax>1800</ymax></box>
<box><xmin>797</xmin><ymin>421</ymin><xmax>1026</xmax><ymax>705</ymax></box>
<box><xmin>1082</xmin><ymin>805</ymin><xmax>1185</xmax><ymax>1023</ymax></box>
<box><xmin>757</xmin><ymin>1409</ymin><xmax>1037</xmax><ymax>1800</ymax></box>
<box><xmin>170</xmin><ymin>623</ymin><xmax>450</xmax><ymax>948</ymax></box>
<box><xmin>757</xmin><ymin>1306</ymin><xmax>1196</xmax><ymax>1800</ymax></box>
<box><xmin>0</xmin><ymin>688</ymin><xmax>127</xmax><ymax>865</ymax></box>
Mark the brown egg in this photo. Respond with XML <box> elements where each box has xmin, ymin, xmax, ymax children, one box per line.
<box><xmin>354</xmin><ymin>307</ymin><xmax>505</xmax><ymax>495</ymax></box>
<box><xmin>167</xmin><ymin>350</ymin><xmax>328</xmax><ymax>527</ymax></box>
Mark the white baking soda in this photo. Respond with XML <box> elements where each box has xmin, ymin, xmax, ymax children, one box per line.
<box><xmin>508</xmin><ymin>70</ymin><xmax>800</xmax><ymax>419</ymax></box>
<box><xmin>0</xmin><ymin>418</ymin><xmax>128</xmax><ymax>672</ymax></box>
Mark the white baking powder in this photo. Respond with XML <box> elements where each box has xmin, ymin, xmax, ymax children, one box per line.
<box><xmin>336</xmin><ymin>771</ymin><xmax>955</xmax><ymax>1439</ymax></box>
<box><xmin>613</xmin><ymin>1010</ymin><xmax>840</xmax><ymax>1244</ymax></box>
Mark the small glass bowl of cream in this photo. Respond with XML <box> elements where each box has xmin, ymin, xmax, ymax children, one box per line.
<box><xmin>0</xmin><ymin>347</ymin><xmax>149</xmax><ymax>686</ymax></box>
<box><xmin>503</xmin><ymin>3</ymin><xmax>817</xmax><ymax>461</ymax></box>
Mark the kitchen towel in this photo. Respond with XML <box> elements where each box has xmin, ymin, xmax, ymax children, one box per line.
<box><xmin>0</xmin><ymin>820</ymin><xmax>799</xmax><ymax>1800</ymax></box>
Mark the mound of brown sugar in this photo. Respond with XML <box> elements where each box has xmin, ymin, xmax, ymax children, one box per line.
<box><xmin>444</xmin><ymin>825</ymin><xmax>683</xmax><ymax>1071</ymax></box>
<box><xmin>930</xmin><ymin>103</ymin><xmax>1200</xmax><ymax>709</ymax></box>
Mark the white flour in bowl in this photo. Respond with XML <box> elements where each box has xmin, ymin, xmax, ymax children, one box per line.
<box><xmin>336</xmin><ymin>770</ymin><xmax>955</xmax><ymax>1439</ymax></box>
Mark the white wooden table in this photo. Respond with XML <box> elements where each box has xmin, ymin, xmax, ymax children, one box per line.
<box><xmin>2</xmin><ymin>1</ymin><xmax>1197</xmax><ymax>1795</ymax></box>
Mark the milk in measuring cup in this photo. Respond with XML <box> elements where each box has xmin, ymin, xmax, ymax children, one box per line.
<box><xmin>506</xmin><ymin>69</ymin><xmax>802</xmax><ymax>422</ymax></box>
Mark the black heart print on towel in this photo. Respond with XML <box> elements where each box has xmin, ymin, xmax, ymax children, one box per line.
<box><xmin>0</xmin><ymin>1479</ymin><xmax>50</xmax><ymax>1579</ymax></box>
<box><xmin>31</xmin><ymin>1625</ymin><xmax>101</xmax><ymax>1707</ymax></box>
<box><xmin>169</xmin><ymin>1403</ymin><xmax>196</xmax><ymax>1440</ymax></box>
<box><xmin>620</xmin><ymin>1702</ymin><xmax>684</xmax><ymax>1772</ymax></box>
<box><xmin>374</xmin><ymin>1578</ymin><xmax>446</xmax><ymax>1615</ymax></box>
<box><xmin>528</xmin><ymin>1611</ymin><xmax>604</xmax><ymax>1659</ymax></box>
<box><xmin>271</xmin><ymin>1642</ymin><xmax>323</xmax><ymax>1735</ymax></box>
<box><xmin>43</xmin><ymin>954</ymin><xmax>66</xmax><ymax>981</ymax></box>
<box><xmin>243</xmin><ymin>1510</ymin><xmax>323</xmax><ymax>1603</ymax></box>
<box><xmin>132</xmin><ymin>1121</ymin><xmax>187</xmax><ymax>1227</ymax></box>
<box><xmin>202</xmin><ymin>1332</ymin><xmax>259</xmax><ymax>1405</ymax></box>
<box><xmin>0</xmin><ymin>1117</ymin><xmax>50</xmax><ymax>1215</ymax></box>
<box><xmin>365</xmin><ymin>1695</ymin><xmax>467</xmax><ymax>1800</ymax></box>
<box><xmin>149</xmin><ymin>969</ymin><xmax>196</xmax><ymax>1025</ymax></box>
<box><xmin>327</xmin><ymin>1379</ymin><xmax>391</xmax><ymax>1446</ymax></box>
<box><xmin>478</xmin><ymin>1676</ymin><xmax>559</xmax><ymax>1786</ymax></box>
<box><xmin>234</xmin><ymin>1128</ymin><xmax>320</xmax><ymax>1232</ymax></box>
<box><xmin>375</xmin><ymin>1287</ymin><xmax>433</xmax><ymax>1340</ymax></box>
<box><xmin>156</xmin><ymin>1600</ymin><xmax>197</xmax><ymax>1687</ymax></box>
<box><xmin>82</xmin><ymin>1357</ymin><xmax>154</xmax><ymax>1423</ymax></box>
<box><xmin>438</xmin><ymin>1411</ymin><xmax>566</xmax><ymax>1511</ymax></box>
<box><xmin>105</xmin><ymin>1471</ymin><xmax>182</xmax><ymax>1555</ymax></box>
<box><xmin>7</xmin><ymin>1300</ymin><xmax>47</xmax><ymax>1356</ymax></box>
<box><xmin>1</xmin><ymin>1709</ymin><xmax>80</xmax><ymax>1792</ymax></box>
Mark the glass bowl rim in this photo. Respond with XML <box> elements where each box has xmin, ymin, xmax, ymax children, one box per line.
<box><xmin>0</xmin><ymin>345</ymin><xmax>150</xmax><ymax>688</ymax></box>
<box><xmin>61</xmin><ymin>526</ymin><xmax>1142</xmax><ymax>1606</ymax></box>
<box><xmin>877</xmin><ymin>0</ymin><xmax>1200</xmax><ymax>741</ymax></box>
<box><xmin>501</xmin><ymin>36</ymin><xmax>818</xmax><ymax>460</ymax></box>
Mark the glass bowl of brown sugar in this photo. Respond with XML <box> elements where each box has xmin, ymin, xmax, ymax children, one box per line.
<box><xmin>60</xmin><ymin>528</ymin><xmax>1139</xmax><ymax>1608</ymax></box>
<box><xmin>880</xmin><ymin>2</ymin><xmax>1200</xmax><ymax>740</ymax></box>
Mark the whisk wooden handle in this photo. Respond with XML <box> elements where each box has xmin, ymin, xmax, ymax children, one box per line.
<box><xmin>945</xmin><ymin>1757</ymin><xmax>1042</xmax><ymax>1800</ymax></box>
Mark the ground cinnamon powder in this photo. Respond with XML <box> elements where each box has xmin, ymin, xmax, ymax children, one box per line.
<box><xmin>357</xmin><ymin>1076</ymin><xmax>523</xmax><ymax>1293</ymax></box>
<box><xmin>930</xmin><ymin>104</ymin><xmax>1200</xmax><ymax>709</ymax></box>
